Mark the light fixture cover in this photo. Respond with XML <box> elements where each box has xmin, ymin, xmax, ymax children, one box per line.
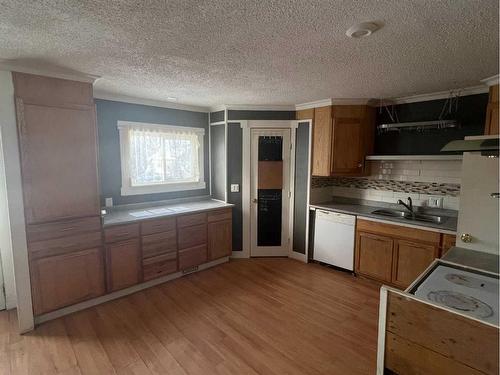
<box><xmin>346</xmin><ymin>22</ymin><xmax>380</xmax><ymax>38</ymax></box>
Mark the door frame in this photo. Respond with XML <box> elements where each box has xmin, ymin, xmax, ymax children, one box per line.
<box><xmin>235</xmin><ymin>120</ymin><xmax>299</xmax><ymax>259</ymax></box>
<box><xmin>249</xmin><ymin>128</ymin><xmax>292</xmax><ymax>257</ymax></box>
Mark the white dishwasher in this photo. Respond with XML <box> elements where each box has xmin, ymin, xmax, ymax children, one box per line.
<box><xmin>313</xmin><ymin>210</ymin><xmax>356</xmax><ymax>271</ymax></box>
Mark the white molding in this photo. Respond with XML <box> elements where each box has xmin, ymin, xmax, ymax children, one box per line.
<box><xmin>209</xmin><ymin>121</ymin><xmax>226</xmax><ymax>126</ymax></box>
<box><xmin>240</xmin><ymin>121</ymin><xmax>251</xmax><ymax>258</ymax></box>
<box><xmin>480</xmin><ymin>74</ymin><xmax>500</xmax><ymax>86</ymax></box>
<box><xmin>230</xmin><ymin>251</ymin><xmax>249</xmax><ymax>259</ymax></box>
<box><xmin>289</xmin><ymin>251</ymin><xmax>307</xmax><ymax>263</ymax></box>
<box><xmin>94</xmin><ymin>90</ymin><xmax>210</xmax><ymax>113</ymax></box>
<box><xmin>210</xmin><ymin>104</ymin><xmax>295</xmax><ymax>112</ymax></box>
<box><xmin>295</xmin><ymin>98</ymin><xmax>373</xmax><ymax>110</ymax></box>
<box><xmin>376</xmin><ymin>286</ymin><xmax>389</xmax><ymax>375</ymax></box>
<box><xmin>209</xmin><ymin>105</ymin><xmax>227</xmax><ymax>113</ymax></box>
<box><xmin>295</xmin><ymin>98</ymin><xmax>332</xmax><ymax>110</ymax></box>
<box><xmin>366</xmin><ymin>155</ymin><xmax>463</xmax><ymax>161</ymax></box>
<box><xmin>35</xmin><ymin>257</ymin><xmax>229</xmax><ymax>325</ymax></box>
<box><xmin>0</xmin><ymin>60</ymin><xmax>99</xmax><ymax>83</ymax></box>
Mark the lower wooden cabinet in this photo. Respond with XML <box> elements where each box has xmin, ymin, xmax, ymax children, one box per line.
<box><xmin>179</xmin><ymin>245</ymin><xmax>208</xmax><ymax>270</ymax></box>
<box><xmin>106</xmin><ymin>238</ymin><xmax>142</xmax><ymax>292</ymax></box>
<box><xmin>30</xmin><ymin>247</ymin><xmax>105</xmax><ymax>315</ymax></box>
<box><xmin>440</xmin><ymin>233</ymin><xmax>456</xmax><ymax>257</ymax></box>
<box><xmin>208</xmin><ymin>219</ymin><xmax>232</xmax><ymax>260</ymax></box>
<box><xmin>142</xmin><ymin>252</ymin><xmax>177</xmax><ymax>281</ymax></box>
<box><xmin>355</xmin><ymin>232</ymin><xmax>394</xmax><ymax>283</ymax></box>
<box><xmin>392</xmin><ymin>240</ymin><xmax>438</xmax><ymax>288</ymax></box>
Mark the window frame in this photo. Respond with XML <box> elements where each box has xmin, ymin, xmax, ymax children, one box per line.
<box><xmin>117</xmin><ymin>120</ymin><xmax>206</xmax><ymax>196</ymax></box>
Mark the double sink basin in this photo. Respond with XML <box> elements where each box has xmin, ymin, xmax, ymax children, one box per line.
<box><xmin>371</xmin><ymin>209</ymin><xmax>444</xmax><ymax>224</ymax></box>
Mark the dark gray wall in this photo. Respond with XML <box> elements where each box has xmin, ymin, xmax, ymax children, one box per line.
<box><xmin>210</xmin><ymin>124</ymin><xmax>226</xmax><ymax>201</ymax></box>
<box><xmin>227</xmin><ymin>110</ymin><xmax>295</xmax><ymax>121</ymax></box>
<box><xmin>227</xmin><ymin>123</ymin><xmax>243</xmax><ymax>251</ymax></box>
<box><xmin>210</xmin><ymin>110</ymin><xmax>225</xmax><ymax>123</ymax></box>
<box><xmin>95</xmin><ymin>99</ymin><xmax>209</xmax><ymax>205</ymax></box>
<box><xmin>293</xmin><ymin>122</ymin><xmax>310</xmax><ymax>254</ymax></box>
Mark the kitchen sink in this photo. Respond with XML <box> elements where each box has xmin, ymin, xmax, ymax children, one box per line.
<box><xmin>371</xmin><ymin>209</ymin><xmax>444</xmax><ymax>224</ymax></box>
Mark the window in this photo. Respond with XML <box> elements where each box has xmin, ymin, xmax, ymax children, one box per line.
<box><xmin>118</xmin><ymin>121</ymin><xmax>205</xmax><ymax>195</ymax></box>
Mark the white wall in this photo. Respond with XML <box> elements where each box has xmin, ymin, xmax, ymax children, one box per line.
<box><xmin>0</xmin><ymin>70</ymin><xmax>34</xmax><ymax>332</ymax></box>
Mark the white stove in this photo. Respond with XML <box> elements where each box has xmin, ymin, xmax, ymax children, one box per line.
<box><xmin>412</xmin><ymin>264</ymin><xmax>499</xmax><ymax>326</ymax></box>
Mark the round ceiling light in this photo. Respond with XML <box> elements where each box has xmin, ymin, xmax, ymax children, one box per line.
<box><xmin>346</xmin><ymin>22</ymin><xmax>380</xmax><ymax>38</ymax></box>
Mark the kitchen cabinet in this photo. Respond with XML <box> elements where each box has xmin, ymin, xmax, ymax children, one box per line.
<box><xmin>208</xmin><ymin>221</ymin><xmax>232</xmax><ymax>260</ymax></box>
<box><xmin>392</xmin><ymin>239</ymin><xmax>438</xmax><ymax>288</ymax></box>
<box><xmin>355</xmin><ymin>232</ymin><xmax>394</xmax><ymax>283</ymax></box>
<box><xmin>355</xmin><ymin>219</ymin><xmax>442</xmax><ymax>289</ymax></box>
<box><xmin>440</xmin><ymin>233</ymin><xmax>456</xmax><ymax>257</ymax></box>
<box><xmin>30</xmin><ymin>248</ymin><xmax>105</xmax><ymax>315</ymax></box>
<box><xmin>105</xmin><ymin>238</ymin><xmax>142</xmax><ymax>292</ymax></box>
<box><xmin>178</xmin><ymin>213</ymin><xmax>208</xmax><ymax>270</ymax></box>
<box><xmin>296</xmin><ymin>108</ymin><xmax>314</xmax><ymax>121</ymax></box>
<box><xmin>485</xmin><ymin>84</ymin><xmax>499</xmax><ymax>135</ymax></box>
<box><xmin>312</xmin><ymin>105</ymin><xmax>375</xmax><ymax>177</ymax></box>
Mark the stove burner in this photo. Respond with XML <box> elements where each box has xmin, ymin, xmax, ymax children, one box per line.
<box><xmin>445</xmin><ymin>273</ymin><xmax>487</xmax><ymax>289</ymax></box>
<box><xmin>427</xmin><ymin>290</ymin><xmax>494</xmax><ymax>318</ymax></box>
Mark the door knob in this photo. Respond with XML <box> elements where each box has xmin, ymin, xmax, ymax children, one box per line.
<box><xmin>460</xmin><ymin>233</ymin><xmax>473</xmax><ymax>243</ymax></box>
<box><xmin>252</xmin><ymin>198</ymin><xmax>258</xmax><ymax>203</ymax></box>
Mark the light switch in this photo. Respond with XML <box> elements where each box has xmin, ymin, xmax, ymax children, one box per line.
<box><xmin>230</xmin><ymin>184</ymin><xmax>240</xmax><ymax>193</ymax></box>
<box><xmin>105</xmin><ymin>197</ymin><xmax>113</xmax><ymax>207</ymax></box>
<box><xmin>427</xmin><ymin>197</ymin><xmax>443</xmax><ymax>208</ymax></box>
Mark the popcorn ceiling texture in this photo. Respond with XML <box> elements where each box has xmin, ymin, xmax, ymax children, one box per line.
<box><xmin>0</xmin><ymin>0</ymin><xmax>498</xmax><ymax>107</ymax></box>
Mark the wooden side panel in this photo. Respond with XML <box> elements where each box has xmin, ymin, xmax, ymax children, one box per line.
<box><xmin>385</xmin><ymin>332</ymin><xmax>484</xmax><ymax>375</ymax></box>
<box><xmin>106</xmin><ymin>239</ymin><xmax>142</xmax><ymax>292</ymax></box>
<box><xmin>179</xmin><ymin>245</ymin><xmax>207</xmax><ymax>270</ymax></box>
<box><xmin>30</xmin><ymin>248</ymin><xmax>105</xmax><ymax>315</ymax></box>
<box><xmin>178</xmin><ymin>223</ymin><xmax>207</xmax><ymax>249</ymax></box>
<box><xmin>17</xmin><ymin>101</ymin><xmax>100</xmax><ymax>224</ymax></box>
<box><xmin>258</xmin><ymin>161</ymin><xmax>283</xmax><ymax>189</ymax></box>
<box><xmin>356</xmin><ymin>218</ymin><xmax>441</xmax><ymax>244</ymax></box>
<box><xmin>440</xmin><ymin>233</ymin><xmax>456</xmax><ymax>257</ymax></box>
<box><xmin>391</xmin><ymin>240</ymin><xmax>437</xmax><ymax>288</ymax></box>
<box><xmin>296</xmin><ymin>108</ymin><xmax>314</xmax><ymax>120</ymax></box>
<box><xmin>312</xmin><ymin>106</ymin><xmax>332</xmax><ymax>176</ymax></box>
<box><xmin>355</xmin><ymin>231</ymin><xmax>393</xmax><ymax>282</ymax></box>
<box><xmin>208</xmin><ymin>220</ymin><xmax>232</xmax><ymax>260</ymax></box>
<box><xmin>386</xmin><ymin>291</ymin><xmax>499</xmax><ymax>375</ymax></box>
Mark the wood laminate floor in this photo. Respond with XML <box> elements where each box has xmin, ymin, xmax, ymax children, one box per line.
<box><xmin>0</xmin><ymin>258</ymin><xmax>380</xmax><ymax>375</ymax></box>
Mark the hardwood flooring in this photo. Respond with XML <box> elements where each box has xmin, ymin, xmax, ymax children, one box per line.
<box><xmin>0</xmin><ymin>258</ymin><xmax>380</xmax><ymax>374</ymax></box>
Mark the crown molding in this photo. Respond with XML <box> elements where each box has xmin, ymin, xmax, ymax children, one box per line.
<box><xmin>295</xmin><ymin>98</ymin><xmax>332</xmax><ymax>110</ymax></box>
<box><xmin>480</xmin><ymin>74</ymin><xmax>499</xmax><ymax>86</ymax></box>
<box><xmin>93</xmin><ymin>90</ymin><xmax>210</xmax><ymax>113</ymax></box>
<box><xmin>295</xmin><ymin>98</ymin><xmax>374</xmax><ymax>110</ymax></box>
<box><xmin>210</xmin><ymin>104</ymin><xmax>296</xmax><ymax>112</ymax></box>
<box><xmin>0</xmin><ymin>60</ymin><xmax>100</xmax><ymax>83</ymax></box>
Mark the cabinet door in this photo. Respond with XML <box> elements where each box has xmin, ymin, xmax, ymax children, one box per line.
<box><xmin>485</xmin><ymin>85</ymin><xmax>499</xmax><ymax>135</ymax></box>
<box><xmin>440</xmin><ymin>233</ymin><xmax>456</xmax><ymax>258</ymax></box>
<box><xmin>355</xmin><ymin>232</ymin><xmax>393</xmax><ymax>283</ymax></box>
<box><xmin>392</xmin><ymin>240</ymin><xmax>438</xmax><ymax>288</ymax></box>
<box><xmin>312</xmin><ymin>106</ymin><xmax>332</xmax><ymax>176</ymax></box>
<box><xmin>208</xmin><ymin>219</ymin><xmax>232</xmax><ymax>260</ymax></box>
<box><xmin>331</xmin><ymin>117</ymin><xmax>363</xmax><ymax>174</ymax></box>
<box><xmin>106</xmin><ymin>239</ymin><xmax>142</xmax><ymax>292</ymax></box>
<box><xmin>30</xmin><ymin>248</ymin><xmax>105</xmax><ymax>315</ymax></box>
<box><xmin>17</xmin><ymin>101</ymin><xmax>100</xmax><ymax>224</ymax></box>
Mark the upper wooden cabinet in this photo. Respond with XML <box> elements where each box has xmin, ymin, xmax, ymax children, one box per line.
<box><xmin>485</xmin><ymin>84</ymin><xmax>499</xmax><ymax>135</ymax></box>
<box><xmin>13</xmin><ymin>72</ymin><xmax>100</xmax><ymax>224</ymax></box>
<box><xmin>312</xmin><ymin>105</ymin><xmax>375</xmax><ymax>177</ymax></box>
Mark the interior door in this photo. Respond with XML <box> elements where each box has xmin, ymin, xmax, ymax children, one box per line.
<box><xmin>250</xmin><ymin>129</ymin><xmax>291</xmax><ymax>257</ymax></box>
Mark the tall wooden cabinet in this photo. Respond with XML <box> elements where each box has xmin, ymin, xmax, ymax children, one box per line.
<box><xmin>311</xmin><ymin>105</ymin><xmax>375</xmax><ymax>177</ymax></box>
<box><xmin>14</xmin><ymin>72</ymin><xmax>105</xmax><ymax>315</ymax></box>
<box><xmin>484</xmin><ymin>84</ymin><xmax>499</xmax><ymax>135</ymax></box>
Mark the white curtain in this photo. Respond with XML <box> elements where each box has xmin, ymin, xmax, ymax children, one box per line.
<box><xmin>127</xmin><ymin>126</ymin><xmax>201</xmax><ymax>186</ymax></box>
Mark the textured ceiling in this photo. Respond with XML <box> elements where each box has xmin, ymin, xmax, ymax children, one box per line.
<box><xmin>0</xmin><ymin>0</ymin><xmax>498</xmax><ymax>107</ymax></box>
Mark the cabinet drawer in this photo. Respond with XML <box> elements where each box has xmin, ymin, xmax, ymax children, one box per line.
<box><xmin>356</xmin><ymin>219</ymin><xmax>441</xmax><ymax>244</ymax></box>
<box><xmin>104</xmin><ymin>223</ymin><xmax>140</xmax><ymax>243</ymax></box>
<box><xmin>178</xmin><ymin>223</ymin><xmax>207</xmax><ymax>249</ymax></box>
<box><xmin>28</xmin><ymin>231</ymin><xmax>103</xmax><ymax>260</ymax></box>
<box><xmin>26</xmin><ymin>216</ymin><xmax>102</xmax><ymax>242</ymax></box>
<box><xmin>179</xmin><ymin>245</ymin><xmax>207</xmax><ymax>270</ymax></box>
<box><xmin>142</xmin><ymin>252</ymin><xmax>177</xmax><ymax>281</ymax></box>
<box><xmin>141</xmin><ymin>217</ymin><xmax>176</xmax><ymax>235</ymax></box>
<box><xmin>142</xmin><ymin>230</ymin><xmax>177</xmax><ymax>259</ymax></box>
<box><xmin>207</xmin><ymin>209</ymin><xmax>232</xmax><ymax>223</ymax></box>
<box><xmin>177</xmin><ymin>212</ymin><xmax>207</xmax><ymax>228</ymax></box>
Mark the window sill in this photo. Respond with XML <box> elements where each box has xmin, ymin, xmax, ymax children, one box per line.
<box><xmin>121</xmin><ymin>181</ymin><xmax>206</xmax><ymax>196</ymax></box>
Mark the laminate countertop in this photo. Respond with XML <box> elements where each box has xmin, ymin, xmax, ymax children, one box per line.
<box><xmin>102</xmin><ymin>198</ymin><xmax>234</xmax><ymax>227</ymax></box>
<box><xmin>443</xmin><ymin>246</ymin><xmax>499</xmax><ymax>274</ymax></box>
<box><xmin>310</xmin><ymin>201</ymin><xmax>457</xmax><ymax>234</ymax></box>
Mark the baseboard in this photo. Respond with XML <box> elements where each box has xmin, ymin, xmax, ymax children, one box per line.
<box><xmin>230</xmin><ymin>251</ymin><xmax>249</xmax><ymax>259</ymax></box>
<box><xmin>34</xmin><ymin>256</ymin><xmax>229</xmax><ymax>326</ymax></box>
<box><xmin>289</xmin><ymin>251</ymin><xmax>307</xmax><ymax>263</ymax></box>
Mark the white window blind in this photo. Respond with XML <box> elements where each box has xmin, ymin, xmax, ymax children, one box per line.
<box><xmin>118</xmin><ymin>121</ymin><xmax>205</xmax><ymax>195</ymax></box>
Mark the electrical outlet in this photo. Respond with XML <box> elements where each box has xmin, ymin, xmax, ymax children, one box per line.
<box><xmin>230</xmin><ymin>184</ymin><xmax>240</xmax><ymax>193</ymax></box>
<box><xmin>105</xmin><ymin>197</ymin><xmax>113</xmax><ymax>207</ymax></box>
<box><xmin>427</xmin><ymin>197</ymin><xmax>443</xmax><ymax>208</ymax></box>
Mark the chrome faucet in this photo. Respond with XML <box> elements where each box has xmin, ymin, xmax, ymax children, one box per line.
<box><xmin>397</xmin><ymin>197</ymin><xmax>413</xmax><ymax>213</ymax></box>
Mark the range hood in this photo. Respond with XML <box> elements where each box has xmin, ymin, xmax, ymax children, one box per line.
<box><xmin>441</xmin><ymin>135</ymin><xmax>499</xmax><ymax>154</ymax></box>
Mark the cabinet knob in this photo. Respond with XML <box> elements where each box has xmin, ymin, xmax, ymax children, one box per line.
<box><xmin>358</xmin><ymin>162</ymin><xmax>363</xmax><ymax>168</ymax></box>
<box><xmin>460</xmin><ymin>233</ymin><xmax>473</xmax><ymax>243</ymax></box>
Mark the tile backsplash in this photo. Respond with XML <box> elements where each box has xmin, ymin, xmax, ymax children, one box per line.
<box><xmin>311</xmin><ymin>160</ymin><xmax>462</xmax><ymax>210</ymax></box>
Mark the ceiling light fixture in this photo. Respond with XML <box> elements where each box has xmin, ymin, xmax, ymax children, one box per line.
<box><xmin>346</xmin><ymin>22</ymin><xmax>380</xmax><ymax>38</ymax></box>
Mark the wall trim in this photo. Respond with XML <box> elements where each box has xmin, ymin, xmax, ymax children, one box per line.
<box><xmin>94</xmin><ymin>90</ymin><xmax>210</xmax><ymax>113</ymax></box>
<box><xmin>0</xmin><ymin>60</ymin><xmax>99</xmax><ymax>83</ymax></box>
<box><xmin>295</xmin><ymin>98</ymin><xmax>333</xmax><ymax>110</ymax></box>
<box><xmin>35</xmin><ymin>257</ymin><xmax>229</xmax><ymax>325</ymax></box>
<box><xmin>480</xmin><ymin>74</ymin><xmax>499</xmax><ymax>86</ymax></box>
<box><xmin>210</xmin><ymin>104</ymin><xmax>296</xmax><ymax>112</ymax></box>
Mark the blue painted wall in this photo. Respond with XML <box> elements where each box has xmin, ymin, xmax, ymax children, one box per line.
<box><xmin>95</xmin><ymin>99</ymin><xmax>209</xmax><ymax>205</ymax></box>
